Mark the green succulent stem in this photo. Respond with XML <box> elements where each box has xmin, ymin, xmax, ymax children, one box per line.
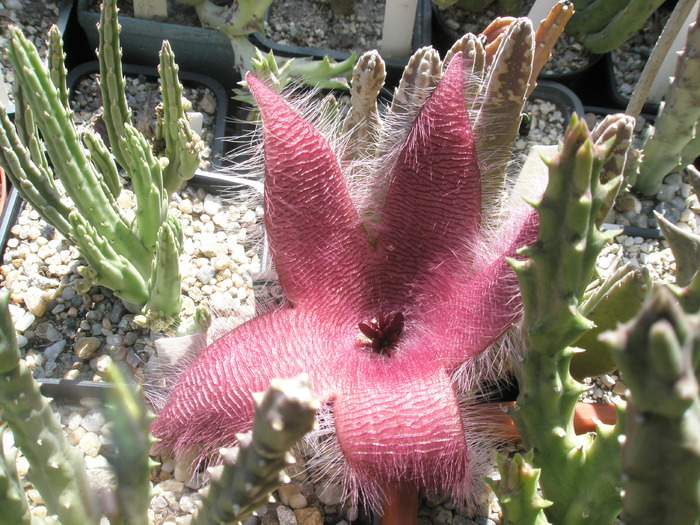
<box><xmin>0</xmin><ymin>292</ymin><xmax>99</xmax><ymax>525</ymax></box>
<box><xmin>606</xmin><ymin>287</ymin><xmax>700</xmax><ymax>525</ymax></box>
<box><xmin>509</xmin><ymin>115</ymin><xmax>633</xmax><ymax>524</ymax></box>
<box><xmin>102</xmin><ymin>364</ymin><xmax>158</xmax><ymax>525</ymax></box>
<box><xmin>486</xmin><ymin>452</ymin><xmax>553</xmax><ymax>525</ymax></box>
<box><xmin>159</xmin><ymin>41</ymin><xmax>203</xmax><ymax>194</ymax></box>
<box><xmin>98</xmin><ymin>0</ymin><xmax>133</xmax><ymax>170</ymax></box>
<box><xmin>187</xmin><ymin>375</ymin><xmax>318</xmax><ymax>525</ymax></box>
<box><xmin>0</xmin><ymin>426</ymin><xmax>31</xmax><ymax>525</ymax></box>
<box><xmin>567</xmin><ymin>0</ymin><xmax>667</xmax><ymax>53</ymax></box>
<box><xmin>633</xmin><ymin>7</ymin><xmax>700</xmax><ymax>195</ymax></box>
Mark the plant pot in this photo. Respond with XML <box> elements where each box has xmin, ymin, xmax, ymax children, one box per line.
<box><xmin>604</xmin><ymin>53</ymin><xmax>662</xmax><ymax>115</ymax></box>
<box><xmin>75</xmin><ymin>0</ymin><xmax>240</xmax><ymax>94</ymax></box>
<box><xmin>531</xmin><ymin>80</ymin><xmax>585</xmax><ymax>121</ymax></box>
<box><xmin>430</xmin><ymin>1</ymin><xmax>608</xmax><ymax>97</ymax></box>
<box><xmin>248</xmin><ymin>0</ymin><xmax>433</xmax><ymax>87</ymax></box>
<box><xmin>1</xmin><ymin>0</ymin><xmax>78</xmax><ymax>115</ymax></box>
<box><xmin>67</xmin><ymin>61</ymin><xmax>230</xmax><ymax>169</ymax></box>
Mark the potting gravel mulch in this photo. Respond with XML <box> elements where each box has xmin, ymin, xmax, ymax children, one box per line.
<box><xmin>611</xmin><ymin>6</ymin><xmax>671</xmax><ymax>101</ymax></box>
<box><xmin>2</xmin><ymin>2</ymin><xmax>698</xmax><ymax>525</ymax></box>
<box><xmin>70</xmin><ymin>70</ymin><xmax>222</xmax><ymax>169</ymax></box>
<box><xmin>0</xmin><ymin>0</ymin><xmax>62</xmax><ymax>103</ymax></box>
<box><xmin>433</xmin><ymin>0</ymin><xmax>596</xmax><ymax>75</ymax></box>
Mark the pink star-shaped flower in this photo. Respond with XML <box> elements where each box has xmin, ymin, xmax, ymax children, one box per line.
<box><xmin>151</xmin><ymin>52</ymin><xmax>539</xmax><ymax>506</ymax></box>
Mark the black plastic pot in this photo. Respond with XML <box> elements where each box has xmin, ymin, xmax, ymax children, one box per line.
<box><xmin>249</xmin><ymin>0</ymin><xmax>433</xmax><ymax>87</ymax></box>
<box><xmin>430</xmin><ymin>3</ymin><xmax>612</xmax><ymax>105</ymax></box>
<box><xmin>531</xmin><ymin>80</ymin><xmax>585</xmax><ymax>121</ymax></box>
<box><xmin>75</xmin><ymin>0</ymin><xmax>239</xmax><ymax>94</ymax></box>
<box><xmin>604</xmin><ymin>53</ymin><xmax>662</xmax><ymax>115</ymax></box>
<box><xmin>67</xmin><ymin>61</ymin><xmax>230</xmax><ymax>169</ymax></box>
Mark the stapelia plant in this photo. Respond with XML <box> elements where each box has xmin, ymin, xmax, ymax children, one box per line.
<box><xmin>0</xmin><ymin>290</ymin><xmax>315</xmax><ymax>525</ymax></box>
<box><xmin>628</xmin><ymin>3</ymin><xmax>700</xmax><ymax>196</ymax></box>
<box><xmin>0</xmin><ymin>0</ymin><xmax>202</xmax><ymax>327</ymax></box>
<box><xmin>149</xmin><ymin>13</ymin><xmax>581</xmax><ymax>518</ymax></box>
<box><xmin>175</xmin><ymin>0</ymin><xmax>356</xmax><ymax>88</ymax></box>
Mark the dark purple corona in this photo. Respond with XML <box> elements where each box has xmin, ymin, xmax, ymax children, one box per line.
<box><xmin>358</xmin><ymin>311</ymin><xmax>405</xmax><ymax>356</ymax></box>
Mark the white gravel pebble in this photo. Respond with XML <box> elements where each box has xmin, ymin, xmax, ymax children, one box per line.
<box><xmin>78</xmin><ymin>432</ymin><xmax>102</xmax><ymax>458</ymax></box>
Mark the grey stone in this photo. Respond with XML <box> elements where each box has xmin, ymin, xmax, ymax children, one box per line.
<box><xmin>197</xmin><ymin>264</ymin><xmax>217</xmax><ymax>284</ymax></box>
<box><xmin>276</xmin><ymin>506</ymin><xmax>297</xmax><ymax>525</ymax></box>
<box><xmin>44</xmin><ymin>339</ymin><xmax>66</xmax><ymax>361</ymax></box>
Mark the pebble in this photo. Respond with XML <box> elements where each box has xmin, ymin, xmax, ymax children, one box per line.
<box><xmin>276</xmin><ymin>506</ymin><xmax>297</xmax><ymax>525</ymax></box>
<box><xmin>316</xmin><ymin>483</ymin><xmax>344</xmax><ymax>506</ymax></box>
<box><xmin>81</xmin><ymin>410</ymin><xmax>106</xmax><ymax>433</ymax></box>
<box><xmin>178</xmin><ymin>492</ymin><xmax>201</xmax><ymax>514</ymax></box>
<box><xmin>24</xmin><ymin>286</ymin><xmax>48</xmax><ymax>317</ymax></box>
<box><xmin>293</xmin><ymin>507</ymin><xmax>323</xmax><ymax>525</ymax></box>
<box><xmin>288</xmin><ymin>493</ymin><xmax>308</xmax><ymax>509</ymax></box>
<box><xmin>78</xmin><ymin>432</ymin><xmax>102</xmax><ymax>457</ymax></box>
<box><xmin>197</xmin><ymin>264</ymin><xmax>217</xmax><ymax>284</ymax></box>
<box><xmin>43</xmin><ymin>339</ymin><xmax>66</xmax><ymax>361</ymax></box>
<box><xmin>276</xmin><ymin>484</ymin><xmax>301</xmax><ymax>506</ymax></box>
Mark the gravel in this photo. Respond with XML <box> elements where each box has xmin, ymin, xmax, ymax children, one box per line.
<box><xmin>0</xmin><ymin>0</ymin><xmax>62</xmax><ymax>104</ymax></box>
<box><xmin>610</xmin><ymin>8</ymin><xmax>670</xmax><ymax>100</ymax></box>
<box><xmin>433</xmin><ymin>1</ymin><xmax>596</xmax><ymax>75</ymax></box>
<box><xmin>265</xmin><ymin>0</ymin><xmax>387</xmax><ymax>55</ymax></box>
<box><xmin>69</xmin><ymin>71</ymin><xmax>221</xmax><ymax>169</ymax></box>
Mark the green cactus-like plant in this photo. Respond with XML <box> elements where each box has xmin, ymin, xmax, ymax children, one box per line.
<box><xmin>602</xmin><ymin>287</ymin><xmax>700</xmax><ymax>525</ymax></box>
<box><xmin>186</xmin><ymin>375</ymin><xmax>318</xmax><ymax>525</ymax></box>
<box><xmin>508</xmin><ymin>113</ymin><xmax>634</xmax><ymax>524</ymax></box>
<box><xmin>0</xmin><ymin>426</ymin><xmax>31</xmax><ymax>525</ymax></box>
<box><xmin>630</xmin><ymin>6</ymin><xmax>700</xmax><ymax>196</ymax></box>
<box><xmin>101</xmin><ymin>364</ymin><xmax>159</xmax><ymax>525</ymax></box>
<box><xmin>0</xmin><ymin>0</ymin><xmax>203</xmax><ymax>327</ymax></box>
<box><xmin>175</xmin><ymin>0</ymin><xmax>356</xmax><ymax>89</ymax></box>
<box><xmin>566</xmin><ymin>0</ymin><xmax>667</xmax><ymax>53</ymax></box>
<box><xmin>0</xmin><ymin>290</ymin><xmax>316</xmax><ymax>524</ymax></box>
<box><xmin>485</xmin><ymin>451</ymin><xmax>553</xmax><ymax>525</ymax></box>
<box><xmin>570</xmin><ymin>262</ymin><xmax>650</xmax><ymax>379</ymax></box>
<box><xmin>0</xmin><ymin>291</ymin><xmax>100</xmax><ymax>525</ymax></box>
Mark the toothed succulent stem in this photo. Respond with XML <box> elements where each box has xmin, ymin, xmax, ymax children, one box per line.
<box><xmin>0</xmin><ymin>291</ymin><xmax>99</xmax><ymax>525</ymax></box>
<box><xmin>0</xmin><ymin>0</ymin><xmax>204</xmax><ymax>325</ymax></box>
<box><xmin>568</xmin><ymin>0</ymin><xmax>667</xmax><ymax>53</ymax></box>
<box><xmin>102</xmin><ymin>364</ymin><xmax>158</xmax><ymax>525</ymax></box>
<box><xmin>485</xmin><ymin>451</ymin><xmax>553</xmax><ymax>525</ymax></box>
<box><xmin>633</xmin><ymin>8</ymin><xmax>700</xmax><ymax>196</ymax></box>
<box><xmin>186</xmin><ymin>375</ymin><xmax>318</xmax><ymax>525</ymax></box>
<box><xmin>98</xmin><ymin>0</ymin><xmax>132</xmax><ymax>170</ymax></box>
<box><xmin>509</xmin><ymin>115</ymin><xmax>632</xmax><ymax>524</ymax></box>
<box><xmin>0</xmin><ymin>426</ymin><xmax>31</xmax><ymax>525</ymax></box>
<box><xmin>158</xmin><ymin>41</ymin><xmax>203</xmax><ymax>194</ymax></box>
<box><xmin>605</xmin><ymin>287</ymin><xmax>700</xmax><ymax>525</ymax></box>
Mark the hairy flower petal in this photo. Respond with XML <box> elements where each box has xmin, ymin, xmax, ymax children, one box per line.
<box><xmin>372</xmin><ymin>54</ymin><xmax>482</xmax><ymax>308</ymax></box>
<box><xmin>248</xmin><ymin>74</ymin><xmax>372</xmax><ymax>316</ymax></box>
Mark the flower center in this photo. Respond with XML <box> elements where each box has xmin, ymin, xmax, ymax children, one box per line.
<box><xmin>358</xmin><ymin>311</ymin><xmax>404</xmax><ymax>357</ymax></box>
